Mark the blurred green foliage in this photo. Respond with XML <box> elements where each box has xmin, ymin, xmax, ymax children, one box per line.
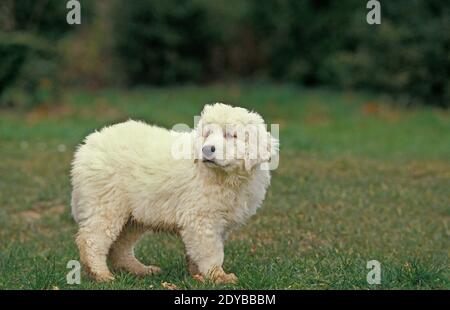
<box><xmin>0</xmin><ymin>0</ymin><xmax>448</xmax><ymax>107</ymax></box>
<box><xmin>247</xmin><ymin>0</ymin><xmax>450</xmax><ymax>107</ymax></box>
<box><xmin>112</xmin><ymin>0</ymin><xmax>449</xmax><ymax>107</ymax></box>
<box><xmin>0</xmin><ymin>31</ymin><xmax>58</xmax><ymax>107</ymax></box>
<box><xmin>112</xmin><ymin>0</ymin><xmax>218</xmax><ymax>85</ymax></box>
<box><xmin>111</xmin><ymin>0</ymin><xmax>260</xmax><ymax>84</ymax></box>
<box><xmin>0</xmin><ymin>0</ymin><xmax>92</xmax><ymax>107</ymax></box>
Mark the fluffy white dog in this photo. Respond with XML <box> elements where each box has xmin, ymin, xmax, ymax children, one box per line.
<box><xmin>71</xmin><ymin>103</ymin><xmax>278</xmax><ymax>284</ymax></box>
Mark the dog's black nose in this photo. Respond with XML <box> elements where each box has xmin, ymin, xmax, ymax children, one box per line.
<box><xmin>202</xmin><ymin>145</ymin><xmax>215</xmax><ymax>159</ymax></box>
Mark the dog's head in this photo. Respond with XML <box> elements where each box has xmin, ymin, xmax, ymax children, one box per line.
<box><xmin>194</xmin><ymin>103</ymin><xmax>278</xmax><ymax>173</ymax></box>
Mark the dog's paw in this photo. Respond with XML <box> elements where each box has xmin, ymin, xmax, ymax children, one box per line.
<box><xmin>93</xmin><ymin>272</ymin><xmax>115</xmax><ymax>283</ymax></box>
<box><xmin>214</xmin><ymin>272</ymin><xmax>238</xmax><ymax>285</ymax></box>
<box><xmin>145</xmin><ymin>265</ymin><xmax>162</xmax><ymax>275</ymax></box>
<box><xmin>113</xmin><ymin>263</ymin><xmax>162</xmax><ymax>277</ymax></box>
<box><xmin>132</xmin><ymin>264</ymin><xmax>162</xmax><ymax>277</ymax></box>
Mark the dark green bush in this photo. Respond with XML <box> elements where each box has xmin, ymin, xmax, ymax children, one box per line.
<box><xmin>0</xmin><ymin>32</ymin><xmax>58</xmax><ymax>107</ymax></box>
<box><xmin>0</xmin><ymin>0</ymin><xmax>93</xmax><ymax>107</ymax></box>
<box><xmin>6</xmin><ymin>0</ymin><xmax>443</xmax><ymax>107</ymax></box>
<box><xmin>112</xmin><ymin>0</ymin><xmax>219</xmax><ymax>85</ymax></box>
<box><xmin>247</xmin><ymin>0</ymin><xmax>450</xmax><ymax>107</ymax></box>
<box><xmin>113</xmin><ymin>0</ymin><xmax>448</xmax><ymax>106</ymax></box>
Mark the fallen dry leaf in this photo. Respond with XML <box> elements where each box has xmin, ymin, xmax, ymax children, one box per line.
<box><xmin>18</xmin><ymin>210</ymin><xmax>41</xmax><ymax>222</ymax></box>
<box><xmin>362</xmin><ymin>101</ymin><xmax>379</xmax><ymax>116</ymax></box>
<box><xmin>161</xmin><ymin>282</ymin><xmax>179</xmax><ymax>290</ymax></box>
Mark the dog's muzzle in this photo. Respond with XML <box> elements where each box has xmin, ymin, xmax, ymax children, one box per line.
<box><xmin>202</xmin><ymin>145</ymin><xmax>216</xmax><ymax>160</ymax></box>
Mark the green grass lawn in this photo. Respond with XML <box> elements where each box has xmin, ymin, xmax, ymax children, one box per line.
<box><xmin>0</xmin><ymin>83</ymin><xmax>449</xmax><ymax>289</ymax></box>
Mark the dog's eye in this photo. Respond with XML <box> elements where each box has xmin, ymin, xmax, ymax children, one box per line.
<box><xmin>203</xmin><ymin>129</ymin><xmax>211</xmax><ymax>137</ymax></box>
<box><xmin>225</xmin><ymin>132</ymin><xmax>237</xmax><ymax>139</ymax></box>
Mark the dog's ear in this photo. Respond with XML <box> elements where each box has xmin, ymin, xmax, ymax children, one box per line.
<box><xmin>244</xmin><ymin>127</ymin><xmax>279</xmax><ymax>172</ymax></box>
<box><xmin>243</xmin><ymin>124</ymin><xmax>258</xmax><ymax>172</ymax></box>
<box><xmin>244</xmin><ymin>124</ymin><xmax>271</xmax><ymax>172</ymax></box>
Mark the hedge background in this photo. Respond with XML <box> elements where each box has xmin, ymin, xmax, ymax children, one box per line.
<box><xmin>0</xmin><ymin>0</ymin><xmax>449</xmax><ymax>107</ymax></box>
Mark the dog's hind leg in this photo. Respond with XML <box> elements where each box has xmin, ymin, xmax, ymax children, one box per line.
<box><xmin>109</xmin><ymin>222</ymin><xmax>161</xmax><ymax>276</ymax></box>
<box><xmin>76</xmin><ymin>207</ymin><xmax>129</xmax><ymax>282</ymax></box>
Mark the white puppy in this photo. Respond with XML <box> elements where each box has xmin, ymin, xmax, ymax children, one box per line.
<box><xmin>71</xmin><ymin>103</ymin><xmax>278</xmax><ymax>284</ymax></box>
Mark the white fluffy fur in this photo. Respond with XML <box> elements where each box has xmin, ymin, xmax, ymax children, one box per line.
<box><xmin>70</xmin><ymin>103</ymin><xmax>277</xmax><ymax>283</ymax></box>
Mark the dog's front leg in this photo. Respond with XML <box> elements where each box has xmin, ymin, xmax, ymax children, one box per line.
<box><xmin>181</xmin><ymin>224</ymin><xmax>237</xmax><ymax>284</ymax></box>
